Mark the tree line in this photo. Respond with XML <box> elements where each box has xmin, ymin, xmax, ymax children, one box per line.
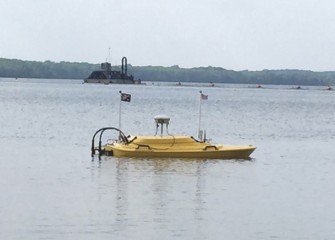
<box><xmin>1</xmin><ymin>57</ymin><xmax>334</xmax><ymax>86</ymax></box>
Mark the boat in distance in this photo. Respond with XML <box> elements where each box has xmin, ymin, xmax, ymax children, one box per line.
<box><xmin>91</xmin><ymin>115</ymin><xmax>256</xmax><ymax>159</ymax></box>
<box><xmin>84</xmin><ymin>56</ymin><xmax>141</xmax><ymax>84</ymax></box>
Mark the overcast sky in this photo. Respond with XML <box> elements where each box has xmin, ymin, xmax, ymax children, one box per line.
<box><xmin>1</xmin><ymin>0</ymin><xmax>335</xmax><ymax>71</ymax></box>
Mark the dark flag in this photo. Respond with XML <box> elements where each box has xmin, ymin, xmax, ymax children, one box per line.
<box><xmin>121</xmin><ymin>93</ymin><xmax>131</xmax><ymax>102</ymax></box>
<box><xmin>201</xmin><ymin>93</ymin><xmax>208</xmax><ymax>100</ymax></box>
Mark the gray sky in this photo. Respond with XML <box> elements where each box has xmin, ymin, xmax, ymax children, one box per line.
<box><xmin>1</xmin><ymin>0</ymin><xmax>335</xmax><ymax>71</ymax></box>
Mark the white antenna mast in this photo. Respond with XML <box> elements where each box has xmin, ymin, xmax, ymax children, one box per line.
<box><xmin>198</xmin><ymin>91</ymin><xmax>208</xmax><ymax>141</ymax></box>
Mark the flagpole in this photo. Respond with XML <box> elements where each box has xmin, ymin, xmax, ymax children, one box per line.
<box><xmin>198</xmin><ymin>91</ymin><xmax>202</xmax><ymax>140</ymax></box>
<box><xmin>119</xmin><ymin>90</ymin><xmax>122</xmax><ymax>130</ymax></box>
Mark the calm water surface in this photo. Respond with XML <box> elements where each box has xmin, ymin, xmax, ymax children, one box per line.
<box><xmin>1</xmin><ymin>79</ymin><xmax>335</xmax><ymax>239</ymax></box>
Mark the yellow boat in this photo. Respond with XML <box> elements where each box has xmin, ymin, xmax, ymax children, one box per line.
<box><xmin>91</xmin><ymin>116</ymin><xmax>256</xmax><ymax>159</ymax></box>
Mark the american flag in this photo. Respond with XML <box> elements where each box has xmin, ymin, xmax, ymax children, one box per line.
<box><xmin>201</xmin><ymin>93</ymin><xmax>208</xmax><ymax>100</ymax></box>
<box><xmin>121</xmin><ymin>93</ymin><xmax>131</xmax><ymax>102</ymax></box>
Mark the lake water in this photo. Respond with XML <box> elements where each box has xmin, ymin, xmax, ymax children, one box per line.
<box><xmin>1</xmin><ymin>78</ymin><xmax>335</xmax><ymax>239</ymax></box>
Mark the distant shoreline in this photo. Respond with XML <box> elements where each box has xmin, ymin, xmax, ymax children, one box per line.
<box><xmin>1</xmin><ymin>58</ymin><xmax>334</xmax><ymax>86</ymax></box>
<box><xmin>1</xmin><ymin>77</ymin><xmax>333</xmax><ymax>91</ymax></box>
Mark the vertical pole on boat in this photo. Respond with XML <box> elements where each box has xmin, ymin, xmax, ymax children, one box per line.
<box><xmin>198</xmin><ymin>91</ymin><xmax>203</xmax><ymax>141</ymax></box>
<box><xmin>198</xmin><ymin>91</ymin><xmax>208</xmax><ymax>141</ymax></box>
<box><xmin>119</xmin><ymin>90</ymin><xmax>122</xmax><ymax>131</ymax></box>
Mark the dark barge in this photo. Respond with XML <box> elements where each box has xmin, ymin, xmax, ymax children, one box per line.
<box><xmin>84</xmin><ymin>57</ymin><xmax>141</xmax><ymax>84</ymax></box>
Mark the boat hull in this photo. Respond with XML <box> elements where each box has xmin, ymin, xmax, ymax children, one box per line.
<box><xmin>84</xmin><ymin>78</ymin><xmax>139</xmax><ymax>84</ymax></box>
<box><xmin>101</xmin><ymin>135</ymin><xmax>256</xmax><ymax>159</ymax></box>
